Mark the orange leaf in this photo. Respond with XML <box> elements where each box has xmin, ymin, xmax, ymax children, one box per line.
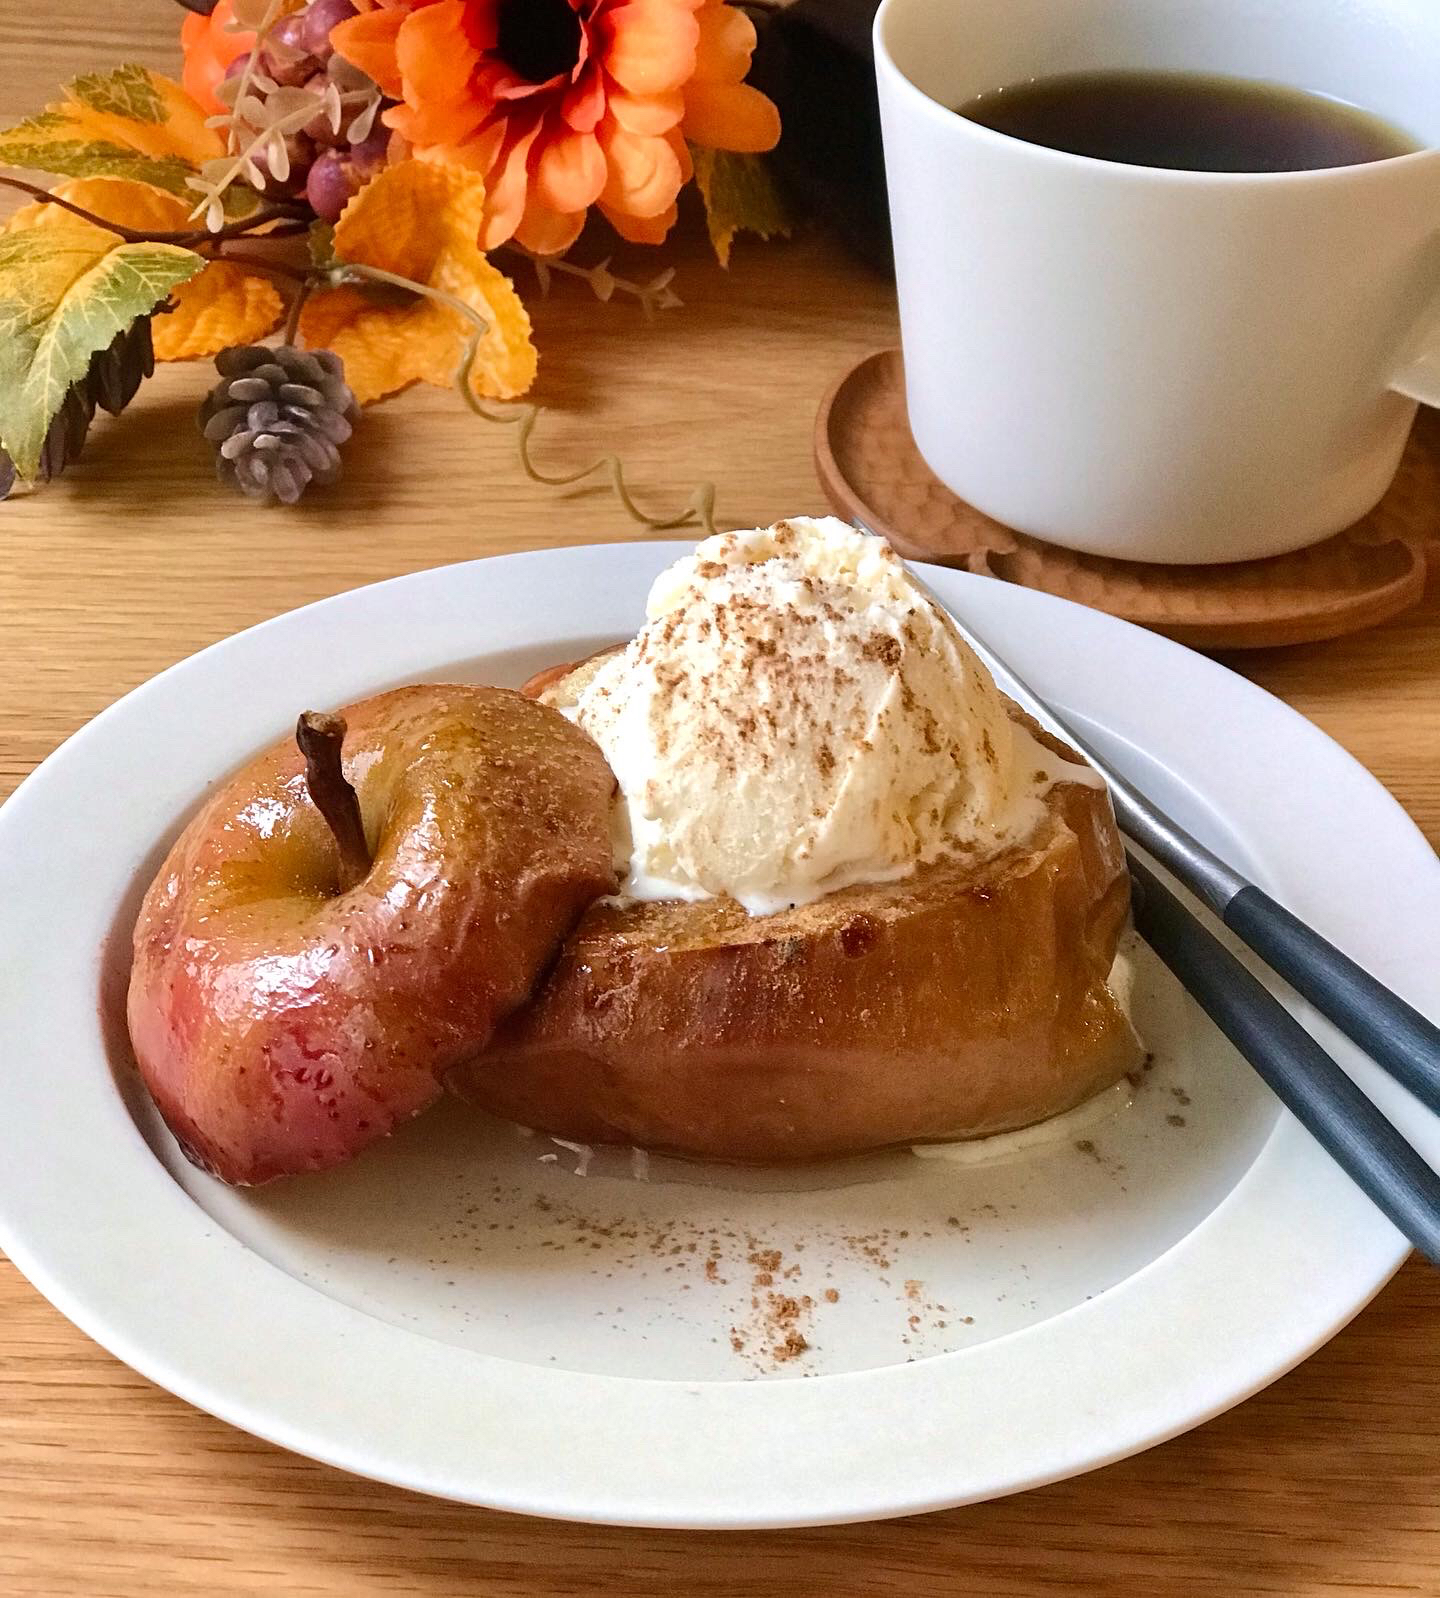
<box><xmin>3</xmin><ymin>176</ymin><xmax>190</xmax><ymax>236</ymax></box>
<box><xmin>155</xmin><ymin>262</ymin><xmax>283</xmax><ymax>359</ymax></box>
<box><xmin>329</xmin><ymin>154</ymin><xmax>468</xmax><ymax>281</ymax></box>
<box><xmin>4</xmin><ymin>178</ymin><xmax>283</xmax><ymax>357</ymax></box>
<box><xmin>297</xmin><ymin>285</ymin><xmax>466</xmax><ymax>405</ymax></box>
<box><xmin>301</xmin><ymin>158</ymin><xmax>536</xmax><ymax>403</ymax></box>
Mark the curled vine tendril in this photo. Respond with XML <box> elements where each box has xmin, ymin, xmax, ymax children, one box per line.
<box><xmin>333</xmin><ymin>262</ymin><xmax>718</xmax><ymax>537</ymax></box>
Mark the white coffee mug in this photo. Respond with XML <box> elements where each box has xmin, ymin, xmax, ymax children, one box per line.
<box><xmin>874</xmin><ymin>0</ymin><xmax>1440</xmax><ymax>564</ymax></box>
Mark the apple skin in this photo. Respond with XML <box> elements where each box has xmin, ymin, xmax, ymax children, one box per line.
<box><xmin>127</xmin><ymin>684</ymin><xmax>616</xmax><ymax>1185</ymax></box>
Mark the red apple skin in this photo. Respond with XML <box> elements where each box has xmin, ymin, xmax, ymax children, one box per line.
<box><xmin>127</xmin><ymin>684</ymin><xmax>616</xmax><ymax>1185</ymax></box>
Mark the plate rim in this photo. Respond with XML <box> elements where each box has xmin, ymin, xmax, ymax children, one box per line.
<box><xmin>0</xmin><ymin>541</ymin><xmax>1434</xmax><ymax>1528</ymax></box>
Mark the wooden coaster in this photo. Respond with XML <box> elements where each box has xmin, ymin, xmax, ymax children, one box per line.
<box><xmin>816</xmin><ymin>349</ymin><xmax>1440</xmax><ymax>649</ymax></box>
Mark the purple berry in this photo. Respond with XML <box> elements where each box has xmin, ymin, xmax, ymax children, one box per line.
<box><xmin>303</xmin><ymin>112</ymin><xmax>347</xmax><ymax>148</ymax></box>
<box><xmin>271</xmin><ymin>13</ymin><xmax>308</xmax><ymax>47</ymax></box>
<box><xmin>251</xmin><ymin>132</ymin><xmax>315</xmax><ymax>197</ymax></box>
<box><xmin>306</xmin><ymin>149</ymin><xmax>361</xmax><ymax>221</ymax></box>
<box><xmin>301</xmin><ymin>71</ymin><xmax>348</xmax><ymax>146</ymax></box>
<box><xmin>348</xmin><ymin>125</ymin><xmax>390</xmax><ymax>178</ymax></box>
<box><xmin>301</xmin><ymin>0</ymin><xmax>359</xmax><ymax>60</ymax></box>
<box><xmin>261</xmin><ymin>15</ymin><xmax>320</xmax><ymax>87</ymax></box>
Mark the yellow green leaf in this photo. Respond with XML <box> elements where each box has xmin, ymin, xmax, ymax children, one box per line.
<box><xmin>690</xmin><ymin>145</ymin><xmax>792</xmax><ymax>268</ymax></box>
<box><xmin>0</xmin><ymin>65</ymin><xmax>224</xmax><ymax>199</ymax></box>
<box><xmin>68</xmin><ymin>64</ymin><xmax>168</xmax><ymax>123</ymax></box>
<box><xmin>0</xmin><ymin>221</ymin><xmax>204</xmax><ymax>478</ymax></box>
<box><xmin>4</xmin><ymin>178</ymin><xmax>283</xmax><ymax>359</ymax></box>
<box><xmin>300</xmin><ymin>159</ymin><xmax>537</xmax><ymax>404</ymax></box>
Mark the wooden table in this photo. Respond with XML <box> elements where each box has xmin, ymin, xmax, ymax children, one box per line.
<box><xmin>3</xmin><ymin>11</ymin><xmax>1438</xmax><ymax>1596</ymax></box>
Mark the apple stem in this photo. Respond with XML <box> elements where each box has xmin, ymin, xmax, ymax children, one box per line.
<box><xmin>296</xmin><ymin>712</ymin><xmax>372</xmax><ymax>893</ymax></box>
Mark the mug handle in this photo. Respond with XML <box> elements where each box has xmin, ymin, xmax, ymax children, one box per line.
<box><xmin>1392</xmin><ymin>346</ymin><xmax>1440</xmax><ymax>407</ymax></box>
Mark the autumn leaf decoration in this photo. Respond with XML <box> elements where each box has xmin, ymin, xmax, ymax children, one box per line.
<box><xmin>0</xmin><ymin>61</ymin><xmax>541</xmax><ymax>490</ymax></box>
<box><xmin>301</xmin><ymin>160</ymin><xmax>536</xmax><ymax>405</ymax></box>
<box><xmin>0</xmin><ymin>0</ymin><xmax>790</xmax><ymax>517</ymax></box>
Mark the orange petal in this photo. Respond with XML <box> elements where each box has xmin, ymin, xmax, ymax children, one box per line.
<box><xmin>534</xmin><ymin>128</ymin><xmax>607</xmax><ymax>212</ymax></box>
<box><xmin>179</xmin><ymin>9</ymin><xmax>207</xmax><ymax>55</ymax></box>
<box><xmin>599</xmin><ymin>200</ymin><xmax>677</xmax><ymax>245</ymax></box>
<box><xmin>598</xmin><ymin>120</ymin><xmax>683</xmax><ymax>217</ymax></box>
<box><xmin>430</xmin><ymin>119</ymin><xmax>506</xmax><ymax>174</ymax></box>
<box><xmin>396</xmin><ymin>0</ymin><xmax>480</xmax><ymax>100</ymax></box>
<box><xmin>691</xmin><ymin>2</ymin><xmax>756</xmax><ymax>83</ymax></box>
<box><xmin>388</xmin><ymin>96</ymin><xmax>488</xmax><ymax>151</ymax></box>
<box><xmin>330</xmin><ymin>7</ymin><xmax>408</xmax><ymax>99</ymax></box>
<box><xmin>682</xmin><ymin>79</ymin><xmax>779</xmax><ymax>152</ymax></box>
<box><xmin>458</xmin><ymin>0</ymin><xmax>500</xmax><ymax>52</ymax></box>
<box><xmin>562</xmin><ymin>69</ymin><xmax>607</xmax><ymax>133</ymax></box>
<box><xmin>383</xmin><ymin>99</ymin><xmax>421</xmax><ymax>143</ymax></box>
<box><xmin>606</xmin><ymin>87</ymin><xmax>684</xmax><ymax>135</ymax></box>
<box><xmin>478</xmin><ymin>117</ymin><xmax>544</xmax><ymax>249</ymax></box>
<box><xmin>600</xmin><ymin>0</ymin><xmax>701</xmax><ymax>96</ymax></box>
<box><xmin>514</xmin><ymin>199</ymin><xmax>587</xmax><ymax>256</ymax></box>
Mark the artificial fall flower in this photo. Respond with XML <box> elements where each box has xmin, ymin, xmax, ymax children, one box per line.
<box><xmin>180</xmin><ymin>0</ymin><xmax>257</xmax><ymax>117</ymax></box>
<box><xmin>330</xmin><ymin>0</ymin><xmax>780</xmax><ymax>255</ymax></box>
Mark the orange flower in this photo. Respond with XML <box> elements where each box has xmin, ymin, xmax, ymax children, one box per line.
<box><xmin>331</xmin><ymin>0</ymin><xmax>779</xmax><ymax>254</ymax></box>
<box><xmin>180</xmin><ymin>1</ymin><xmax>257</xmax><ymax>118</ymax></box>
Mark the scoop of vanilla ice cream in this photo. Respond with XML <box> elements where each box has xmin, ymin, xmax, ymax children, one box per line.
<box><xmin>558</xmin><ymin>517</ymin><xmax>1051</xmax><ymax>916</ymax></box>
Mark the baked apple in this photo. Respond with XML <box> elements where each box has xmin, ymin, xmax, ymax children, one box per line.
<box><xmin>451</xmin><ymin>687</ymin><xmax>1140</xmax><ymax>1161</ymax></box>
<box><xmin>128</xmin><ymin>684</ymin><xmax>616</xmax><ymax>1185</ymax></box>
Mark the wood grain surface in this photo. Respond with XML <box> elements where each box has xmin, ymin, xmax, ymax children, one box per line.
<box><xmin>2</xmin><ymin>11</ymin><xmax>1439</xmax><ymax>1597</ymax></box>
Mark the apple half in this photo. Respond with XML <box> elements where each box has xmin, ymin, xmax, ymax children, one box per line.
<box><xmin>127</xmin><ymin>684</ymin><xmax>617</xmax><ymax>1185</ymax></box>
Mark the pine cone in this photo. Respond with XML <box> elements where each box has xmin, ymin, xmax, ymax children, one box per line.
<box><xmin>1</xmin><ymin>317</ymin><xmax>155</xmax><ymax>501</ymax></box>
<box><xmin>200</xmin><ymin>345</ymin><xmax>359</xmax><ymax>505</ymax></box>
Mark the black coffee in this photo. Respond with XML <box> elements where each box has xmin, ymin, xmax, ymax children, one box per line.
<box><xmin>956</xmin><ymin>70</ymin><xmax>1420</xmax><ymax>173</ymax></box>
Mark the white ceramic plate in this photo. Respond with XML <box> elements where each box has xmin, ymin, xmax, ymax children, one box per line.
<box><xmin>1</xmin><ymin>544</ymin><xmax>1437</xmax><ymax>1529</ymax></box>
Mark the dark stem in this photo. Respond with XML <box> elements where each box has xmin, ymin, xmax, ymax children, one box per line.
<box><xmin>295</xmin><ymin>712</ymin><xmax>372</xmax><ymax>893</ymax></box>
<box><xmin>281</xmin><ymin>276</ymin><xmax>313</xmax><ymax>345</ymax></box>
<box><xmin>0</xmin><ymin>175</ymin><xmax>152</xmax><ymax>240</ymax></box>
<box><xmin>200</xmin><ymin>209</ymin><xmax>311</xmax><ymax>243</ymax></box>
<box><xmin>213</xmin><ymin>248</ymin><xmax>311</xmax><ymax>283</ymax></box>
<box><xmin>0</xmin><ymin>175</ymin><xmax>304</xmax><ymax>245</ymax></box>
